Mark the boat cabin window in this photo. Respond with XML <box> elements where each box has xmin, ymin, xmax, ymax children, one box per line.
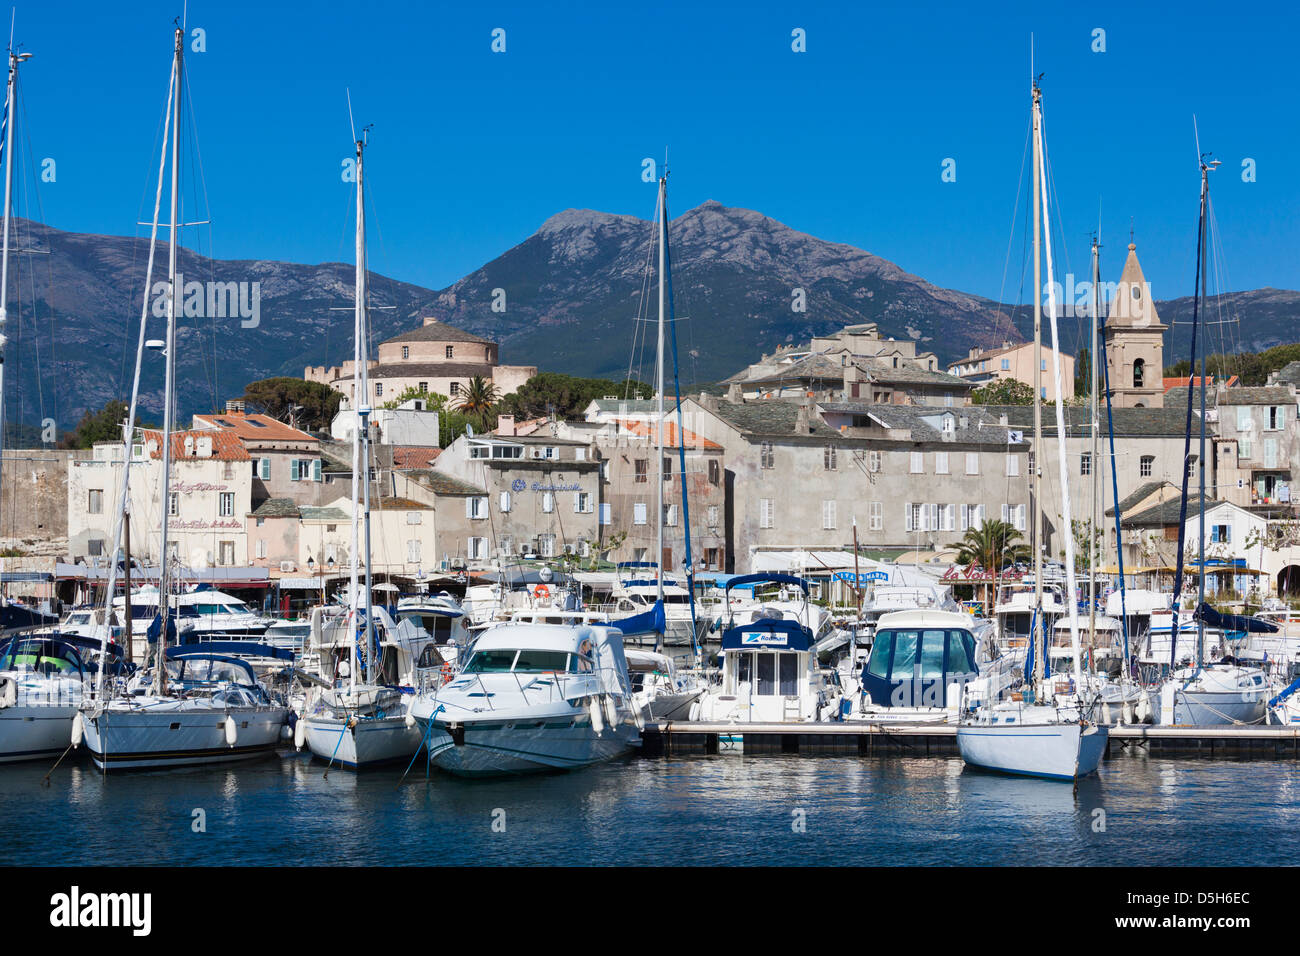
<box><xmin>416</xmin><ymin>645</ymin><xmax>446</xmax><ymax>669</ymax></box>
<box><xmin>513</xmin><ymin>649</ymin><xmax>571</xmax><ymax>672</ymax></box>
<box><xmin>868</xmin><ymin>628</ymin><xmax>977</xmax><ymax>679</ymax></box>
<box><xmin>730</xmin><ymin>651</ymin><xmax>800</xmax><ymax>695</ymax></box>
<box><xmin>464</xmin><ymin>648</ymin><xmax>590</xmax><ymax>674</ymax></box>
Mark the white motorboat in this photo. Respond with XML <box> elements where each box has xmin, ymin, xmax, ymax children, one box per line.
<box><xmin>408</xmin><ymin>623</ymin><xmax>641</xmax><ymax>776</ymax></box>
<box><xmin>849</xmin><ymin>609</ymin><xmax>1015</xmax><ymax>723</ymax></box>
<box><xmin>691</xmin><ymin>574</ymin><xmax>842</xmax><ymax>732</ymax></box>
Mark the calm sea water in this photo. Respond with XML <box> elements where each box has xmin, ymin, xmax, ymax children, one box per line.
<box><xmin>3</xmin><ymin>750</ymin><xmax>1297</xmax><ymax>866</ymax></box>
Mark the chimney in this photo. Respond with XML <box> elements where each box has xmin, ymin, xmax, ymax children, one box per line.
<box><xmin>225</xmin><ymin>399</ymin><xmax>245</xmax><ymax>414</ymax></box>
<box><xmin>697</xmin><ymin>392</ymin><xmax>718</xmax><ymax>412</ymax></box>
<box><xmin>796</xmin><ymin>403</ymin><xmax>812</xmax><ymax>434</ymax></box>
<box><xmin>726</xmin><ymin>383</ymin><xmax>743</xmax><ymax>403</ymax></box>
<box><xmin>497</xmin><ymin>414</ymin><xmax>515</xmax><ymax>436</ymax></box>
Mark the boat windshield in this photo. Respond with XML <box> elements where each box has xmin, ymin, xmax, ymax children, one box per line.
<box><xmin>463</xmin><ymin>649</ymin><xmax>586</xmax><ymax>673</ymax></box>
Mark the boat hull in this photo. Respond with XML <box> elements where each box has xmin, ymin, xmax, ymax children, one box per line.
<box><xmin>302</xmin><ymin>714</ymin><xmax>423</xmax><ymax>770</ymax></box>
<box><xmin>82</xmin><ymin>705</ymin><xmax>287</xmax><ymax>771</ymax></box>
<box><xmin>419</xmin><ymin>715</ymin><xmax>637</xmax><ymax>776</ymax></box>
<box><xmin>0</xmin><ymin>704</ymin><xmax>78</xmax><ymax>762</ymax></box>
<box><xmin>957</xmin><ymin>722</ymin><xmax>1108</xmax><ymax>781</ymax></box>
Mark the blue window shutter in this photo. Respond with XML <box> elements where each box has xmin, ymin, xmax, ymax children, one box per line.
<box><xmin>290</xmin><ymin>459</ymin><xmax>300</xmax><ymax>481</ymax></box>
<box><xmin>260</xmin><ymin>457</ymin><xmax>270</xmax><ymax>480</ymax></box>
<box><xmin>313</xmin><ymin>459</ymin><xmax>322</xmax><ymax>481</ymax></box>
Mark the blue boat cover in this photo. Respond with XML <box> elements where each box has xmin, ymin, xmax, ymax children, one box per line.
<box><xmin>723</xmin><ymin>573</ymin><xmax>809</xmax><ymax>597</ymax></box>
<box><xmin>720</xmin><ymin>618</ymin><xmax>812</xmax><ymax>652</ymax></box>
<box><xmin>613</xmin><ymin>599</ymin><xmax>666</xmax><ymax>637</ymax></box>
<box><xmin>1195</xmin><ymin>602</ymin><xmax>1279</xmax><ymax>634</ymax></box>
<box><xmin>170</xmin><ymin>640</ymin><xmax>294</xmax><ymax>661</ymax></box>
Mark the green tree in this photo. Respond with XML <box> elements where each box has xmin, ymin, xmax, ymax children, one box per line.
<box><xmin>1074</xmin><ymin>346</ymin><xmax>1091</xmax><ymax>399</ymax></box>
<box><xmin>949</xmin><ymin>519</ymin><xmax>1030</xmax><ymax>605</ymax></box>
<box><xmin>498</xmin><ymin>372</ymin><xmax>652</xmax><ymax>420</ymax></box>
<box><xmin>240</xmin><ymin>377</ymin><xmax>342</xmax><ymax>431</ymax></box>
<box><xmin>61</xmin><ymin>400</ymin><xmax>130</xmax><ymax>449</ymax></box>
<box><xmin>455</xmin><ymin>375</ymin><xmax>501</xmax><ymax>430</ymax></box>
<box><xmin>970</xmin><ymin>378</ymin><xmax>1035</xmax><ymax>406</ymax></box>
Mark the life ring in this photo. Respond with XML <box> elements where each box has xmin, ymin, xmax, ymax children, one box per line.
<box><xmin>534</xmin><ymin>584</ymin><xmax>550</xmax><ymax>601</ymax></box>
<box><xmin>440</xmin><ymin>662</ymin><xmax>454</xmax><ymax>684</ymax></box>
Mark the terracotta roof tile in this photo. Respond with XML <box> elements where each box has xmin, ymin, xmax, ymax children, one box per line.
<box><xmin>143</xmin><ymin>429</ymin><xmax>251</xmax><ymax>462</ymax></box>
<box><xmin>192</xmin><ymin>411</ymin><xmax>318</xmax><ymax>443</ymax></box>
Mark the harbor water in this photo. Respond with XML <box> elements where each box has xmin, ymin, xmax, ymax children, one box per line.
<box><xmin>4</xmin><ymin>750</ymin><xmax>1298</xmax><ymax>866</ymax></box>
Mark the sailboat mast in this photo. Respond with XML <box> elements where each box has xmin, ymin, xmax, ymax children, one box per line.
<box><xmin>1196</xmin><ymin>159</ymin><xmax>1211</xmax><ymax>667</ymax></box>
<box><xmin>152</xmin><ymin>26</ymin><xmax>182</xmax><ymax>695</ymax></box>
<box><xmin>0</xmin><ymin>48</ymin><xmax>21</xmax><ymax>515</ymax></box>
<box><xmin>1089</xmin><ymin>237</ymin><xmax>1099</xmax><ymax>656</ymax></box>
<box><xmin>1031</xmin><ymin>82</ymin><xmax>1044</xmax><ymax>685</ymax></box>
<box><xmin>348</xmin><ymin>133</ymin><xmax>366</xmax><ymax>698</ymax></box>
<box><xmin>655</xmin><ymin>175</ymin><xmax>666</xmax><ymax>607</ymax></box>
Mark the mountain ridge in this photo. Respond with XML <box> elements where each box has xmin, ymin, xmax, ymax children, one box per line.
<box><xmin>6</xmin><ymin>206</ymin><xmax>1299</xmax><ymax>429</ymax></box>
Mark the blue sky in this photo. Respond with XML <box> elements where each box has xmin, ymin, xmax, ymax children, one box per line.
<box><xmin>12</xmin><ymin>0</ymin><xmax>1300</xmax><ymax>305</ymax></box>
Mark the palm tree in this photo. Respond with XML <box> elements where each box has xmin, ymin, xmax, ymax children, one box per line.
<box><xmin>455</xmin><ymin>375</ymin><xmax>500</xmax><ymax>430</ymax></box>
<box><xmin>948</xmin><ymin>519</ymin><xmax>1030</xmax><ymax>607</ymax></box>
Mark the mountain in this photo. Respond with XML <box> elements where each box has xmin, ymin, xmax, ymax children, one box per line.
<box><xmin>420</xmin><ymin>201</ymin><xmax>1024</xmax><ymax>386</ymax></box>
<box><xmin>3</xmin><ymin>219</ymin><xmax>432</xmax><ymax>430</ymax></box>
<box><xmin>9</xmin><ymin>207</ymin><xmax>1300</xmax><ymax>429</ymax></box>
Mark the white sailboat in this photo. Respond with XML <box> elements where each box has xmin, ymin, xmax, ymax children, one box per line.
<box><xmin>0</xmin><ymin>40</ymin><xmax>90</xmax><ymax>763</ymax></box>
<box><xmin>1157</xmin><ymin>154</ymin><xmax>1273</xmax><ymax>727</ymax></box>
<box><xmin>297</xmin><ymin>126</ymin><xmax>423</xmax><ymax>770</ymax></box>
<box><xmin>956</xmin><ymin>79</ymin><xmax>1108</xmax><ymax>781</ymax></box>
<box><xmin>78</xmin><ymin>26</ymin><xmax>287</xmax><ymax>771</ymax></box>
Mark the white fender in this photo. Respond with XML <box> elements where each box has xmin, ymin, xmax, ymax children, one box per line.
<box><xmin>224</xmin><ymin>715</ymin><xmax>238</xmax><ymax>747</ymax></box>
<box><xmin>1100</xmin><ymin>701</ymin><xmax>1112</xmax><ymax>725</ymax></box>
<box><xmin>293</xmin><ymin>717</ymin><xmax>307</xmax><ymax>750</ymax></box>
<box><xmin>404</xmin><ymin>712</ymin><xmax>416</xmax><ymax>728</ymax></box>
<box><xmin>0</xmin><ymin>676</ymin><xmax>15</xmax><ymax>709</ymax></box>
<box><xmin>1122</xmin><ymin>701</ymin><xmax>1135</xmax><ymax>725</ymax></box>
<box><xmin>632</xmin><ymin>703</ymin><xmax>645</xmax><ymax>732</ymax></box>
<box><xmin>601</xmin><ymin>693</ymin><xmax>616</xmax><ymax>727</ymax></box>
<box><xmin>588</xmin><ymin>697</ymin><xmax>604</xmax><ymax>735</ymax></box>
<box><xmin>280</xmin><ymin>724</ymin><xmax>293</xmax><ymax>741</ymax></box>
<box><xmin>1137</xmin><ymin>690</ymin><xmax>1152</xmax><ymax>724</ymax></box>
<box><xmin>71</xmin><ymin>712</ymin><xmax>84</xmax><ymax>748</ymax></box>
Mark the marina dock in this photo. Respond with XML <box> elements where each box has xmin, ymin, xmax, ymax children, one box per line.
<box><xmin>641</xmin><ymin>721</ymin><xmax>1300</xmax><ymax>759</ymax></box>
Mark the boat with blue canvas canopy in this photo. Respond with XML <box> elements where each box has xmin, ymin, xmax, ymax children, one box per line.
<box><xmin>691</xmin><ymin>573</ymin><xmax>842</xmax><ymax>734</ymax></box>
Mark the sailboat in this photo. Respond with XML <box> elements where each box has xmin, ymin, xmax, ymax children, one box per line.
<box><xmin>610</xmin><ymin>170</ymin><xmax>706</xmax><ymax>709</ymax></box>
<box><xmin>296</xmin><ymin>126</ymin><xmax>424</xmax><ymax>770</ymax></box>
<box><xmin>1060</xmin><ymin>235</ymin><xmax>1151</xmax><ymax>724</ymax></box>
<box><xmin>956</xmin><ymin>79</ymin><xmax>1108</xmax><ymax>781</ymax></box>
<box><xmin>1156</xmin><ymin>155</ymin><xmax>1275</xmax><ymax>726</ymax></box>
<box><xmin>0</xmin><ymin>37</ymin><xmax>118</xmax><ymax>762</ymax></box>
<box><xmin>77</xmin><ymin>26</ymin><xmax>288</xmax><ymax>771</ymax></box>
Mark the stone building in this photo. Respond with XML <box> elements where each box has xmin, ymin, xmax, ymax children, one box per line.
<box><xmin>305</xmin><ymin>317</ymin><xmax>536</xmax><ymax>406</ymax></box>
<box><xmin>946</xmin><ymin>340</ymin><xmax>1075</xmax><ymax>403</ymax></box>
<box><xmin>68</xmin><ymin>429</ymin><xmax>252</xmax><ymax>568</ymax></box>
<box><xmin>679</xmin><ymin>396</ymin><xmax>1031</xmax><ymax>570</ymax></box>
<box><xmin>558</xmin><ymin>417</ymin><xmax>728</xmax><ymax>573</ymax></box>
<box><xmin>722</xmin><ymin>322</ymin><xmax>972</xmax><ymax>406</ymax></box>
<box><xmin>409</xmin><ymin>431</ymin><xmax>601</xmax><ymax>565</ymax></box>
<box><xmin>1104</xmin><ymin>242</ymin><xmax>1166</xmax><ymax>409</ymax></box>
<box><xmin>191</xmin><ymin>403</ymin><xmax>324</xmax><ymax>508</ymax></box>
